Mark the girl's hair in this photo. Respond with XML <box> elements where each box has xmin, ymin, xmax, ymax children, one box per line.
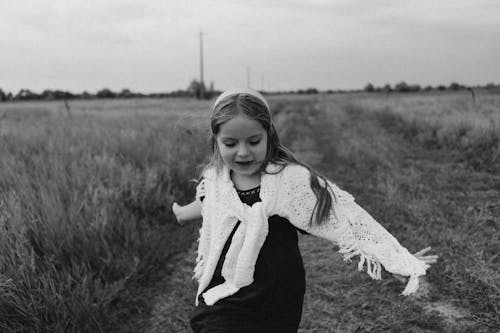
<box><xmin>203</xmin><ymin>92</ymin><xmax>335</xmax><ymax>226</ymax></box>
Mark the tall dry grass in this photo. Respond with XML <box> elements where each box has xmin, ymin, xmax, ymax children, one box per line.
<box><xmin>288</xmin><ymin>95</ymin><xmax>499</xmax><ymax>331</ymax></box>
<box><xmin>321</xmin><ymin>95</ymin><xmax>500</xmax><ymax>330</ymax></box>
<box><xmin>1</xmin><ymin>93</ymin><xmax>498</xmax><ymax>331</ymax></box>
<box><xmin>353</xmin><ymin>91</ymin><xmax>500</xmax><ymax>171</ymax></box>
<box><xmin>272</xmin><ymin>94</ymin><xmax>499</xmax><ymax>330</ymax></box>
<box><xmin>0</xmin><ymin>99</ymin><xmax>210</xmax><ymax>332</ymax></box>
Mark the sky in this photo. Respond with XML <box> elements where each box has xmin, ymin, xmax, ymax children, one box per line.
<box><xmin>1</xmin><ymin>0</ymin><xmax>499</xmax><ymax>93</ymax></box>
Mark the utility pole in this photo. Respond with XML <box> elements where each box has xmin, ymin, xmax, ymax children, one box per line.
<box><xmin>199</xmin><ymin>30</ymin><xmax>205</xmax><ymax>99</ymax></box>
<box><xmin>246</xmin><ymin>66</ymin><xmax>251</xmax><ymax>88</ymax></box>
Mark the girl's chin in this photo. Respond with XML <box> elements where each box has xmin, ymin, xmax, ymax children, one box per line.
<box><xmin>231</xmin><ymin>161</ymin><xmax>261</xmax><ymax>175</ymax></box>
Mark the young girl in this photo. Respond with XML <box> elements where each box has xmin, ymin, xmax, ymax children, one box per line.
<box><xmin>172</xmin><ymin>88</ymin><xmax>437</xmax><ymax>332</ymax></box>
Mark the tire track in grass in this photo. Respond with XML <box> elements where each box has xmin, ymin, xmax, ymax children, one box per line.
<box><xmin>371</xmin><ymin>108</ymin><xmax>500</xmax><ymax>331</ymax></box>
<box><xmin>145</xmin><ymin>243</ymin><xmax>198</xmax><ymax>332</ymax></box>
<box><xmin>326</xmin><ymin>101</ymin><xmax>499</xmax><ymax>331</ymax></box>
<box><xmin>280</xmin><ymin>99</ymin><xmax>478</xmax><ymax>332</ymax></box>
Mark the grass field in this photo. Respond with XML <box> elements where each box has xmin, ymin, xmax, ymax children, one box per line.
<box><xmin>0</xmin><ymin>92</ymin><xmax>499</xmax><ymax>332</ymax></box>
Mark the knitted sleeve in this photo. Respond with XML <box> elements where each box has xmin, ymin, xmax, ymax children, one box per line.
<box><xmin>276</xmin><ymin>164</ymin><xmax>429</xmax><ymax>296</ymax></box>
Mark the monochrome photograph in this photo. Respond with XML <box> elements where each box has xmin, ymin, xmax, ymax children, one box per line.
<box><xmin>0</xmin><ymin>1</ymin><xmax>498</xmax><ymax>332</ymax></box>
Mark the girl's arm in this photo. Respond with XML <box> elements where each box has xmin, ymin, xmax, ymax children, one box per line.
<box><xmin>172</xmin><ymin>199</ymin><xmax>202</xmax><ymax>225</ymax></box>
<box><xmin>276</xmin><ymin>164</ymin><xmax>437</xmax><ymax>296</ymax></box>
<box><xmin>173</xmin><ymin>177</ymin><xmax>206</xmax><ymax>225</ymax></box>
<box><xmin>309</xmin><ymin>193</ymin><xmax>436</xmax><ymax>295</ymax></box>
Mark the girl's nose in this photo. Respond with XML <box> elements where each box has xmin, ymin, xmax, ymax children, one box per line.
<box><xmin>237</xmin><ymin>144</ymin><xmax>250</xmax><ymax>157</ymax></box>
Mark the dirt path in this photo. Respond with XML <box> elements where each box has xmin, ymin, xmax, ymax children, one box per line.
<box><xmin>142</xmin><ymin>100</ymin><xmax>498</xmax><ymax>332</ymax></box>
<box><xmin>145</xmin><ymin>243</ymin><xmax>198</xmax><ymax>332</ymax></box>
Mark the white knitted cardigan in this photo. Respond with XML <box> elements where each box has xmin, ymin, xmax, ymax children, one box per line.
<box><xmin>193</xmin><ymin>162</ymin><xmax>429</xmax><ymax>306</ymax></box>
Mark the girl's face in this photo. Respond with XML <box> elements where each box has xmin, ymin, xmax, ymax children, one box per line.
<box><xmin>216</xmin><ymin>114</ymin><xmax>268</xmax><ymax>178</ymax></box>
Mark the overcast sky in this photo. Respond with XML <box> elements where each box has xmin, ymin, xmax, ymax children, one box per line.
<box><xmin>1</xmin><ymin>0</ymin><xmax>499</xmax><ymax>93</ymax></box>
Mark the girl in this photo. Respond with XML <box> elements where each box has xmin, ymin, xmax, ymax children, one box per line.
<box><xmin>172</xmin><ymin>88</ymin><xmax>437</xmax><ymax>332</ymax></box>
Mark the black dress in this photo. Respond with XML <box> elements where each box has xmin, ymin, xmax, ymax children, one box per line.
<box><xmin>190</xmin><ymin>186</ymin><xmax>306</xmax><ymax>333</ymax></box>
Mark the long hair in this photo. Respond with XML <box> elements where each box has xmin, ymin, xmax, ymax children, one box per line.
<box><xmin>203</xmin><ymin>91</ymin><xmax>335</xmax><ymax>226</ymax></box>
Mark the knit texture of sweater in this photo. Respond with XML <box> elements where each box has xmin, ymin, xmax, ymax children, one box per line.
<box><xmin>193</xmin><ymin>163</ymin><xmax>429</xmax><ymax>306</ymax></box>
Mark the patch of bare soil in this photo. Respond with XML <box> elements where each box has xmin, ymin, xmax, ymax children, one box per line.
<box><xmin>423</xmin><ymin>302</ymin><xmax>468</xmax><ymax>323</ymax></box>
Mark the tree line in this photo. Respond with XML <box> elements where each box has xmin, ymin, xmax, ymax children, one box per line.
<box><xmin>1</xmin><ymin>80</ymin><xmax>498</xmax><ymax>102</ymax></box>
<box><xmin>363</xmin><ymin>81</ymin><xmax>500</xmax><ymax>93</ymax></box>
<box><xmin>0</xmin><ymin>79</ymin><xmax>222</xmax><ymax>102</ymax></box>
<box><xmin>0</xmin><ymin>87</ymin><xmax>205</xmax><ymax>102</ymax></box>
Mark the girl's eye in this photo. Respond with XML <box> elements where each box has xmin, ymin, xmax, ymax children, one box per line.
<box><xmin>223</xmin><ymin>142</ymin><xmax>236</xmax><ymax>148</ymax></box>
<box><xmin>249</xmin><ymin>140</ymin><xmax>261</xmax><ymax>146</ymax></box>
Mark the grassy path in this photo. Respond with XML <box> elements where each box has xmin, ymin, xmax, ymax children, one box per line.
<box><xmin>142</xmin><ymin>98</ymin><xmax>499</xmax><ymax>332</ymax></box>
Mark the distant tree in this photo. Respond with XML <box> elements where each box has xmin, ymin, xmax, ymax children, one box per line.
<box><xmin>14</xmin><ymin>89</ymin><xmax>39</xmax><ymax>100</ymax></box>
<box><xmin>364</xmin><ymin>83</ymin><xmax>375</xmax><ymax>92</ymax></box>
<box><xmin>423</xmin><ymin>85</ymin><xmax>433</xmax><ymax>91</ymax></box>
<box><xmin>118</xmin><ymin>88</ymin><xmax>134</xmax><ymax>98</ymax></box>
<box><xmin>394</xmin><ymin>81</ymin><xmax>410</xmax><ymax>92</ymax></box>
<box><xmin>305</xmin><ymin>87</ymin><xmax>319</xmax><ymax>94</ymax></box>
<box><xmin>168</xmin><ymin>89</ymin><xmax>187</xmax><ymax>97</ymax></box>
<box><xmin>39</xmin><ymin>90</ymin><xmax>73</xmax><ymax>100</ymax></box>
<box><xmin>188</xmin><ymin>79</ymin><xmax>210</xmax><ymax>99</ymax></box>
<box><xmin>449</xmin><ymin>82</ymin><xmax>464</xmax><ymax>91</ymax></box>
<box><xmin>485</xmin><ymin>82</ymin><xmax>497</xmax><ymax>90</ymax></box>
<box><xmin>40</xmin><ymin>90</ymin><xmax>55</xmax><ymax>100</ymax></box>
<box><xmin>62</xmin><ymin>91</ymin><xmax>74</xmax><ymax>99</ymax></box>
<box><xmin>383</xmin><ymin>84</ymin><xmax>392</xmax><ymax>92</ymax></box>
<box><xmin>188</xmin><ymin>79</ymin><xmax>200</xmax><ymax>97</ymax></box>
<box><xmin>437</xmin><ymin>85</ymin><xmax>447</xmax><ymax>91</ymax></box>
<box><xmin>408</xmin><ymin>84</ymin><xmax>421</xmax><ymax>92</ymax></box>
<box><xmin>96</xmin><ymin>88</ymin><xmax>116</xmax><ymax>98</ymax></box>
<box><xmin>0</xmin><ymin>89</ymin><xmax>6</xmax><ymax>102</ymax></box>
<box><xmin>81</xmin><ymin>91</ymin><xmax>92</xmax><ymax>99</ymax></box>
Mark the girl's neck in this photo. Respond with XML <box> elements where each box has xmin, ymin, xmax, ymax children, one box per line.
<box><xmin>230</xmin><ymin>170</ymin><xmax>261</xmax><ymax>191</ymax></box>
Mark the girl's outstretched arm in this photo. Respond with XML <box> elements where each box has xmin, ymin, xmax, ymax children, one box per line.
<box><xmin>310</xmin><ymin>193</ymin><xmax>437</xmax><ymax>295</ymax></box>
<box><xmin>276</xmin><ymin>164</ymin><xmax>438</xmax><ymax>296</ymax></box>
<box><xmin>172</xmin><ymin>200</ymin><xmax>202</xmax><ymax>225</ymax></box>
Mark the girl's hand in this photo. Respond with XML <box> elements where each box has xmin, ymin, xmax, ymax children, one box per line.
<box><xmin>172</xmin><ymin>202</ymin><xmax>184</xmax><ymax>225</ymax></box>
<box><xmin>413</xmin><ymin>246</ymin><xmax>438</xmax><ymax>265</ymax></box>
<box><xmin>392</xmin><ymin>246</ymin><xmax>438</xmax><ymax>283</ymax></box>
<box><xmin>172</xmin><ymin>200</ymin><xmax>202</xmax><ymax>225</ymax></box>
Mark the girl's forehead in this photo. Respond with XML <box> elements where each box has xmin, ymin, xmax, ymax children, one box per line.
<box><xmin>218</xmin><ymin>114</ymin><xmax>266</xmax><ymax>138</ymax></box>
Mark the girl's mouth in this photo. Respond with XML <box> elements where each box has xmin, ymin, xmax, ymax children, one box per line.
<box><xmin>235</xmin><ymin>161</ymin><xmax>254</xmax><ymax>168</ymax></box>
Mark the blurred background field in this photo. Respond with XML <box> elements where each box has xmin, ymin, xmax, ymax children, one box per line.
<box><xmin>0</xmin><ymin>91</ymin><xmax>499</xmax><ymax>332</ymax></box>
